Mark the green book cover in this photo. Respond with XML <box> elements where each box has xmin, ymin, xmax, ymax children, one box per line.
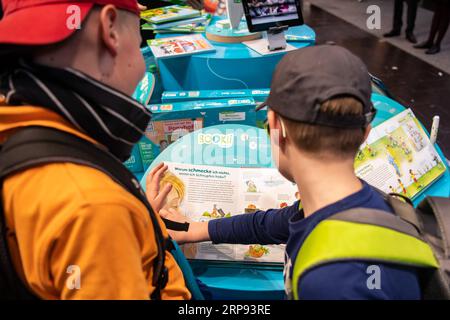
<box><xmin>140</xmin><ymin>5</ymin><xmax>201</xmax><ymax>24</ymax></box>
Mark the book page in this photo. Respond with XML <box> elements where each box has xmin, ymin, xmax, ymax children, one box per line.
<box><xmin>163</xmin><ymin>163</ymin><xmax>241</xmax><ymax>261</ymax></box>
<box><xmin>161</xmin><ymin>162</ymin><xmax>298</xmax><ymax>263</ymax></box>
<box><xmin>235</xmin><ymin>168</ymin><xmax>298</xmax><ymax>263</ymax></box>
<box><xmin>355</xmin><ymin>109</ymin><xmax>446</xmax><ymax>199</ymax></box>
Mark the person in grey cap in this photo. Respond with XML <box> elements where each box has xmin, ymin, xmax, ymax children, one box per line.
<box><xmin>151</xmin><ymin>45</ymin><xmax>425</xmax><ymax>300</ymax></box>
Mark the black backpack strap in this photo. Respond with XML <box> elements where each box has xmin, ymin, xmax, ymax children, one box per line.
<box><xmin>326</xmin><ymin>206</ymin><xmax>450</xmax><ymax>300</ymax></box>
<box><xmin>328</xmin><ymin>207</ymin><xmax>421</xmax><ymax>239</ymax></box>
<box><xmin>372</xmin><ymin>187</ymin><xmax>422</xmax><ymax>232</ymax></box>
<box><xmin>0</xmin><ymin>126</ymin><xmax>177</xmax><ymax>299</ymax></box>
<box><xmin>416</xmin><ymin>197</ymin><xmax>450</xmax><ymax>300</ymax></box>
<box><xmin>418</xmin><ymin>197</ymin><xmax>450</xmax><ymax>257</ymax></box>
<box><xmin>353</xmin><ymin>190</ymin><xmax>450</xmax><ymax>300</ymax></box>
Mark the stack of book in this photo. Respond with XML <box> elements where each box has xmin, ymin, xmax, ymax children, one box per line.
<box><xmin>141</xmin><ymin>5</ymin><xmax>212</xmax><ymax>34</ymax></box>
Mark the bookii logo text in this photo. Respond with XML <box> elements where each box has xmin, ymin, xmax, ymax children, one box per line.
<box><xmin>198</xmin><ymin>133</ymin><xmax>234</xmax><ymax>148</ymax></box>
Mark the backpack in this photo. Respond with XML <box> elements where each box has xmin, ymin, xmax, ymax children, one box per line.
<box><xmin>0</xmin><ymin>126</ymin><xmax>202</xmax><ymax>300</ymax></box>
<box><xmin>292</xmin><ymin>193</ymin><xmax>450</xmax><ymax>300</ymax></box>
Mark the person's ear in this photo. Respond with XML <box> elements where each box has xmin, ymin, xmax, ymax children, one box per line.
<box><xmin>268</xmin><ymin>110</ymin><xmax>286</xmax><ymax>145</ymax></box>
<box><xmin>363</xmin><ymin>124</ymin><xmax>372</xmax><ymax>142</ymax></box>
<box><xmin>267</xmin><ymin>109</ymin><xmax>277</xmax><ymax>137</ymax></box>
<box><xmin>99</xmin><ymin>5</ymin><xmax>120</xmax><ymax>57</ymax></box>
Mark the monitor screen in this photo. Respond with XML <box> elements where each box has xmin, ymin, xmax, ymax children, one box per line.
<box><xmin>242</xmin><ymin>0</ymin><xmax>304</xmax><ymax>32</ymax></box>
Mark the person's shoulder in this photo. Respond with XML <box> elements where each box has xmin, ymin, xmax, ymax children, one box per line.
<box><xmin>5</xmin><ymin>161</ymin><xmax>148</xmax><ymax>220</ymax></box>
<box><xmin>360</xmin><ymin>182</ymin><xmax>394</xmax><ymax>213</ymax></box>
<box><xmin>299</xmin><ymin>261</ymin><xmax>421</xmax><ymax>300</ymax></box>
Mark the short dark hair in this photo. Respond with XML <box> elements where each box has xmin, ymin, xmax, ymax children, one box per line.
<box><xmin>280</xmin><ymin>97</ymin><xmax>366</xmax><ymax>159</ymax></box>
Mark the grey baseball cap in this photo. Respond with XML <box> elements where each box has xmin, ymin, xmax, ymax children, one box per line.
<box><xmin>257</xmin><ymin>45</ymin><xmax>376</xmax><ymax>128</ymax></box>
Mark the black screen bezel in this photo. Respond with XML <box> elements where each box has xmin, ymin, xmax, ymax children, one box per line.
<box><xmin>242</xmin><ymin>0</ymin><xmax>304</xmax><ymax>33</ymax></box>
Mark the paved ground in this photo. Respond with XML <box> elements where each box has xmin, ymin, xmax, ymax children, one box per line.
<box><xmin>302</xmin><ymin>2</ymin><xmax>450</xmax><ymax>156</ymax></box>
<box><xmin>306</xmin><ymin>0</ymin><xmax>450</xmax><ymax>74</ymax></box>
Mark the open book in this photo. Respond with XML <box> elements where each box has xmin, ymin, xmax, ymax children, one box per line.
<box><xmin>355</xmin><ymin>109</ymin><xmax>446</xmax><ymax>199</ymax></box>
<box><xmin>160</xmin><ymin>162</ymin><xmax>298</xmax><ymax>263</ymax></box>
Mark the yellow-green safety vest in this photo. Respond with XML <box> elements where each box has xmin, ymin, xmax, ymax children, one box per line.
<box><xmin>292</xmin><ymin>208</ymin><xmax>439</xmax><ymax>300</ymax></box>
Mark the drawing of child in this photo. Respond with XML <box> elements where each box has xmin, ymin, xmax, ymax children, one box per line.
<box><xmin>246</xmin><ymin>180</ymin><xmax>257</xmax><ymax>192</ymax></box>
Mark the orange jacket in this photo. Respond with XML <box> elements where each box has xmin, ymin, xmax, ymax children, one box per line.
<box><xmin>0</xmin><ymin>97</ymin><xmax>191</xmax><ymax>300</ymax></box>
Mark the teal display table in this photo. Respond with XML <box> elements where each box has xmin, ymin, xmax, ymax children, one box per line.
<box><xmin>154</xmin><ymin>17</ymin><xmax>316</xmax><ymax>91</ymax></box>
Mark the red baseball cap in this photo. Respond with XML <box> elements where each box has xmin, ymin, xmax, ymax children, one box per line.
<box><xmin>0</xmin><ymin>0</ymin><xmax>140</xmax><ymax>45</ymax></box>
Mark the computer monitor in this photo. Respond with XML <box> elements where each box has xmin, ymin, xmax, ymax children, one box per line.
<box><xmin>242</xmin><ymin>0</ymin><xmax>304</xmax><ymax>33</ymax></box>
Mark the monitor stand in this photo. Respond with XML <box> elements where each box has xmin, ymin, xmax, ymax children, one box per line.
<box><xmin>267</xmin><ymin>26</ymin><xmax>288</xmax><ymax>51</ymax></box>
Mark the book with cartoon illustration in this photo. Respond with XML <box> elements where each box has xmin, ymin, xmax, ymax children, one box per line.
<box><xmin>158</xmin><ymin>162</ymin><xmax>299</xmax><ymax>263</ymax></box>
<box><xmin>354</xmin><ymin>109</ymin><xmax>446</xmax><ymax>199</ymax></box>
<box><xmin>140</xmin><ymin>5</ymin><xmax>201</xmax><ymax>24</ymax></box>
<box><xmin>148</xmin><ymin>34</ymin><xmax>215</xmax><ymax>59</ymax></box>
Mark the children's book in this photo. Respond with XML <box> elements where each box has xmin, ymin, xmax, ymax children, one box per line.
<box><xmin>140</xmin><ymin>5</ymin><xmax>201</xmax><ymax>24</ymax></box>
<box><xmin>141</xmin><ymin>14</ymin><xmax>210</xmax><ymax>30</ymax></box>
<box><xmin>159</xmin><ymin>162</ymin><xmax>299</xmax><ymax>263</ymax></box>
<box><xmin>354</xmin><ymin>109</ymin><xmax>446</xmax><ymax>199</ymax></box>
<box><xmin>148</xmin><ymin>34</ymin><xmax>215</xmax><ymax>59</ymax></box>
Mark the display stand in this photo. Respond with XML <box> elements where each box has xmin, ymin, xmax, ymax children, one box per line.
<box><xmin>154</xmin><ymin>16</ymin><xmax>316</xmax><ymax>91</ymax></box>
<box><xmin>205</xmin><ymin>19</ymin><xmax>262</xmax><ymax>43</ymax></box>
<box><xmin>266</xmin><ymin>26</ymin><xmax>288</xmax><ymax>51</ymax></box>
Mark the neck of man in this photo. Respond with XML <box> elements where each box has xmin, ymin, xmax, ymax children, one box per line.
<box><xmin>32</xmin><ymin>44</ymin><xmax>101</xmax><ymax>81</ymax></box>
<box><xmin>290</xmin><ymin>151</ymin><xmax>363</xmax><ymax>218</ymax></box>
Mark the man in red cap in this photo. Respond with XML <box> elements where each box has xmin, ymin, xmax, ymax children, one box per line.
<box><xmin>0</xmin><ymin>0</ymin><xmax>191</xmax><ymax>299</ymax></box>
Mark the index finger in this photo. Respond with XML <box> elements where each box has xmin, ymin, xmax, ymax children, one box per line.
<box><xmin>147</xmin><ymin>163</ymin><xmax>169</xmax><ymax>191</ymax></box>
<box><xmin>147</xmin><ymin>162</ymin><xmax>165</xmax><ymax>182</ymax></box>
